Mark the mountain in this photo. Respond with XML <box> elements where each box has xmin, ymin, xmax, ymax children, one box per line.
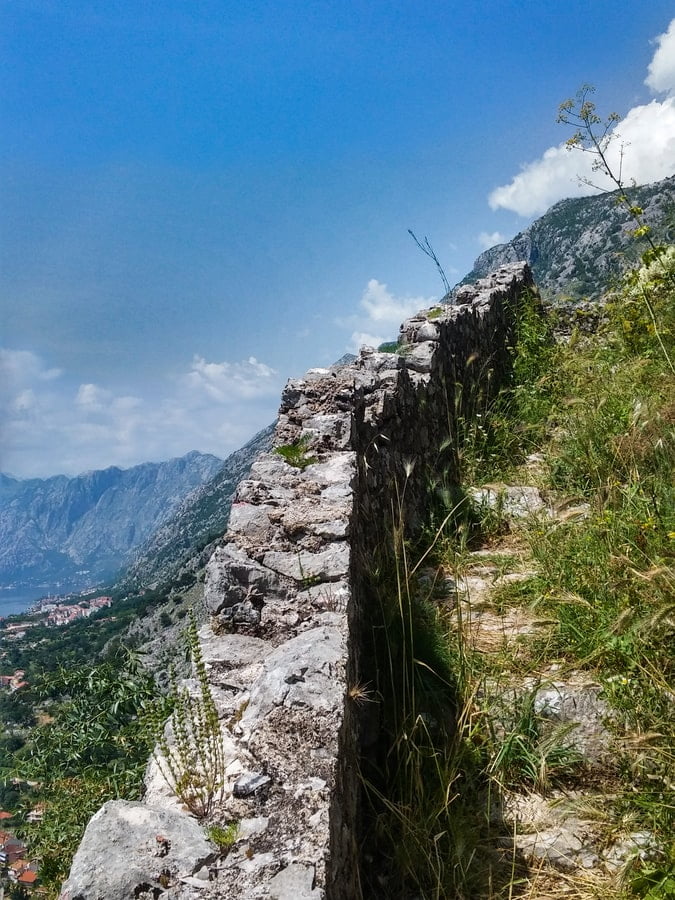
<box><xmin>460</xmin><ymin>175</ymin><xmax>675</xmax><ymax>299</ymax></box>
<box><xmin>117</xmin><ymin>424</ymin><xmax>275</xmax><ymax>592</ymax></box>
<box><xmin>0</xmin><ymin>451</ymin><xmax>223</xmax><ymax>591</ymax></box>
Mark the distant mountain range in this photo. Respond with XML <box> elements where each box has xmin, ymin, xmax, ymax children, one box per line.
<box><xmin>0</xmin><ymin>451</ymin><xmax>223</xmax><ymax>591</ymax></box>
<box><xmin>118</xmin><ymin>424</ymin><xmax>275</xmax><ymax>592</ymax></box>
<box><xmin>460</xmin><ymin>175</ymin><xmax>674</xmax><ymax>299</ymax></box>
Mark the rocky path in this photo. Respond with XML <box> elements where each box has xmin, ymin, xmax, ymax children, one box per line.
<box><xmin>447</xmin><ymin>485</ymin><xmax>660</xmax><ymax>898</ymax></box>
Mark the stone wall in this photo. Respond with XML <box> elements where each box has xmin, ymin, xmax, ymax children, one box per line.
<box><xmin>61</xmin><ymin>263</ymin><xmax>535</xmax><ymax>900</ymax></box>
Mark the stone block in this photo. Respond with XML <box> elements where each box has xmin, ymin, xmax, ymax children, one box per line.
<box><xmin>60</xmin><ymin>801</ymin><xmax>216</xmax><ymax>900</ymax></box>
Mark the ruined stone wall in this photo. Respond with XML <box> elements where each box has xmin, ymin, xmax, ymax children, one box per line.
<box><xmin>61</xmin><ymin>263</ymin><xmax>534</xmax><ymax>900</ymax></box>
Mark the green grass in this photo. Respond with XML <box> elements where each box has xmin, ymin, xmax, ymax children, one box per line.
<box><xmin>486</xmin><ymin>686</ymin><xmax>584</xmax><ymax>795</ymax></box>
<box><xmin>456</xmin><ymin>288</ymin><xmax>560</xmax><ymax>484</ymax></box>
<box><xmin>368</xmin><ymin>246</ymin><xmax>675</xmax><ymax>898</ymax></box>
<box><xmin>361</xmin><ymin>521</ymin><xmax>587</xmax><ymax>898</ymax></box>
<box><xmin>360</xmin><ymin>489</ymin><xmax>493</xmax><ymax>899</ymax></box>
<box><xmin>207</xmin><ymin>821</ymin><xmax>240</xmax><ymax>852</ymax></box>
<box><xmin>483</xmin><ymin>246</ymin><xmax>675</xmax><ymax>894</ymax></box>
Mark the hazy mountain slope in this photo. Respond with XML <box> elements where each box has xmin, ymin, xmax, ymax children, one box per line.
<box><xmin>118</xmin><ymin>363</ymin><xmax>357</xmax><ymax>593</ymax></box>
<box><xmin>461</xmin><ymin>175</ymin><xmax>674</xmax><ymax>299</ymax></box>
<box><xmin>118</xmin><ymin>424</ymin><xmax>275</xmax><ymax>591</ymax></box>
<box><xmin>0</xmin><ymin>451</ymin><xmax>223</xmax><ymax>590</ymax></box>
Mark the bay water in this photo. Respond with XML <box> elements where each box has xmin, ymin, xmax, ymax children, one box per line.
<box><xmin>0</xmin><ymin>590</ymin><xmax>44</xmax><ymax>618</ymax></box>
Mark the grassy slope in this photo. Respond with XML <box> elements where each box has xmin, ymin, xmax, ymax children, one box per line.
<box><xmin>366</xmin><ymin>247</ymin><xmax>674</xmax><ymax>898</ymax></box>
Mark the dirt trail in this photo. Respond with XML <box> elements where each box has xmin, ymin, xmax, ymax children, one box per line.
<box><xmin>446</xmin><ymin>485</ymin><xmax>656</xmax><ymax>898</ymax></box>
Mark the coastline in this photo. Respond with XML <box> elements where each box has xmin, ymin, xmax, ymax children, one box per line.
<box><xmin>0</xmin><ymin>590</ymin><xmax>44</xmax><ymax>618</ymax></box>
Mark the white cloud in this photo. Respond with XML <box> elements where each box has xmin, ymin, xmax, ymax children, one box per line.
<box><xmin>76</xmin><ymin>383</ymin><xmax>113</xmax><ymax>411</ymax></box>
<box><xmin>339</xmin><ymin>279</ymin><xmax>437</xmax><ymax>353</ymax></box>
<box><xmin>608</xmin><ymin>98</ymin><xmax>675</xmax><ymax>181</ymax></box>
<box><xmin>13</xmin><ymin>389</ymin><xmax>36</xmax><ymax>412</ymax></box>
<box><xmin>489</xmin><ymin>19</ymin><xmax>675</xmax><ymax>217</ymax></box>
<box><xmin>478</xmin><ymin>231</ymin><xmax>506</xmax><ymax>250</ymax></box>
<box><xmin>360</xmin><ymin>279</ymin><xmax>428</xmax><ymax>324</ymax></box>
<box><xmin>645</xmin><ymin>19</ymin><xmax>675</xmax><ymax>96</ymax></box>
<box><xmin>0</xmin><ymin>348</ymin><xmax>283</xmax><ymax>478</ymax></box>
<box><xmin>350</xmin><ymin>331</ymin><xmax>388</xmax><ymax>351</ymax></box>
<box><xmin>112</xmin><ymin>395</ymin><xmax>143</xmax><ymax>412</ymax></box>
<box><xmin>488</xmin><ymin>145</ymin><xmax>593</xmax><ymax>217</ymax></box>
<box><xmin>184</xmin><ymin>355</ymin><xmax>279</xmax><ymax>402</ymax></box>
<box><xmin>0</xmin><ymin>348</ymin><xmax>62</xmax><ymax>383</ymax></box>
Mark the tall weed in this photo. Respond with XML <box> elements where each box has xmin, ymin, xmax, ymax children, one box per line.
<box><xmin>154</xmin><ymin>611</ymin><xmax>225</xmax><ymax>818</ymax></box>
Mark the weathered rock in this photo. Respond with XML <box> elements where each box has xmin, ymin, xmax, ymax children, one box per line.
<box><xmin>198</xmin><ymin>629</ymin><xmax>268</xmax><ymax>670</ymax></box>
<box><xmin>240</xmin><ymin>626</ymin><xmax>345</xmax><ymax>737</ymax></box>
<box><xmin>302</xmin><ymin>414</ymin><xmax>352</xmax><ymax>450</ymax></box>
<box><xmin>465</xmin><ymin>604</ymin><xmax>551</xmax><ymax>652</ymax></box>
<box><xmin>59</xmin><ymin>800</ymin><xmax>216</xmax><ymax>900</ymax></box>
<box><xmin>262</xmin><ymin>546</ymin><xmax>350</xmax><ymax>582</ymax></box>
<box><xmin>269</xmin><ymin>863</ymin><xmax>319</xmax><ymax>899</ymax></box>
<box><xmin>603</xmin><ymin>831</ymin><xmax>661</xmax><ymax>874</ymax></box>
<box><xmin>413</xmin><ymin>321</ymin><xmax>441</xmax><ymax>342</ymax></box>
<box><xmin>227</xmin><ymin>502</ymin><xmax>276</xmax><ymax>542</ymax></box>
<box><xmin>233</xmin><ymin>772</ymin><xmax>272</xmax><ymax>797</ymax></box>
<box><xmin>204</xmin><ymin>545</ymin><xmax>283</xmax><ymax>620</ymax></box>
<box><xmin>461</xmin><ymin>176</ymin><xmax>675</xmax><ymax>301</ymax></box>
<box><xmin>456</xmin><ymin>569</ymin><xmax>539</xmax><ymax>610</ymax></box>
<box><xmin>512</xmin><ymin>824</ymin><xmax>600</xmax><ymax>871</ymax></box>
<box><xmin>469</xmin><ymin>484</ymin><xmax>549</xmax><ymax>519</ymax></box>
<box><xmin>402</xmin><ymin>341</ymin><xmax>436</xmax><ymax>373</ymax></box>
<box><xmin>531</xmin><ymin>676</ymin><xmax>613</xmax><ymax>765</ymax></box>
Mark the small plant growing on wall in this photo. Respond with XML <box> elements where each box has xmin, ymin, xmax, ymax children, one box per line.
<box><xmin>207</xmin><ymin>822</ymin><xmax>239</xmax><ymax>853</ymax></box>
<box><xmin>274</xmin><ymin>434</ymin><xmax>317</xmax><ymax>469</ymax></box>
<box><xmin>377</xmin><ymin>339</ymin><xmax>412</xmax><ymax>355</ymax></box>
<box><xmin>154</xmin><ymin>610</ymin><xmax>225</xmax><ymax>818</ymax></box>
<box><xmin>377</xmin><ymin>340</ymin><xmax>401</xmax><ymax>353</ymax></box>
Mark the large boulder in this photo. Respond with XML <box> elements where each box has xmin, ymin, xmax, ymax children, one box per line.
<box><xmin>60</xmin><ymin>800</ymin><xmax>216</xmax><ymax>900</ymax></box>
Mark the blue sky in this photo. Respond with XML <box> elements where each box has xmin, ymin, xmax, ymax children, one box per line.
<box><xmin>2</xmin><ymin>1</ymin><xmax>675</xmax><ymax>477</ymax></box>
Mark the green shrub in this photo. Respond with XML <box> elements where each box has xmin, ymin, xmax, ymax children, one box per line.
<box><xmin>274</xmin><ymin>434</ymin><xmax>317</xmax><ymax>469</ymax></box>
<box><xmin>15</xmin><ymin>653</ymin><xmax>169</xmax><ymax>893</ymax></box>
<box><xmin>377</xmin><ymin>340</ymin><xmax>401</xmax><ymax>353</ymax></box>
<box><xmin>609</xmin><ymin>244</ymin><xmax>675</xmax><ymax>364</ymax></box>
<box><xmin>207</xmin><ymin>822</ymin><xmax>239</xmax><ymax>851</ymax></box>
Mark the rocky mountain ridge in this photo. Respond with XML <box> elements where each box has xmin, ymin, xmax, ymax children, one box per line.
<box><xmin>118</xmin><ymin>425</ymin><xmax>275</xmax><ymax>592</ymax></box>
<box><xmin>115</xmin><ymin>364</ymin><xmax>354</xmax><ymax>594</ymax></box>
<box><xmin>461</xmin><ymin>174</ymin><xmax>674</xmax><ymax>299</ymax></box>
<box><xmin>0</xmin><ymin>451</ymin><xmax>223</xmax><ymax>591</ymax></box>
